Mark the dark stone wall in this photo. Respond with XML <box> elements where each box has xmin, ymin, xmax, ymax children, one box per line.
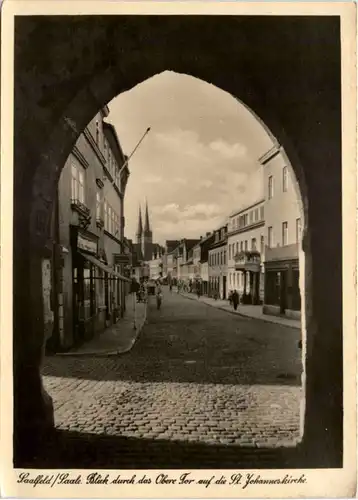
<box><xmin>13</xmin><ymin>15</ymin><xmax>342</xmax><ymax>466</ymax></box>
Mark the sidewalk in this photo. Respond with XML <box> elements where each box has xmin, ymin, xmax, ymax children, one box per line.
<box><xmin>180</xmin><ymin>292</ymin><xmax>301</xmax><ymax>329</ymax></box>
<box><xmin>57</xmin><ymin>295</ymin><xmax>147</xmax><ymax>357</ymax></box>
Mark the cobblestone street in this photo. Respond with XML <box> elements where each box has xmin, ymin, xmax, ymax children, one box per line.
<box><xmin>39</xmin><ymin>289</ymin><xmax>303</xmax><ymax>468</ymax></box>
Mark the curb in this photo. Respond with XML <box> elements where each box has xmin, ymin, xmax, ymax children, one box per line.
<box><xmin>179</xmin><ymin>293</ymin><xmax>301</xmax><ymax>330</ymax></box>
<box><xmin>55</xmin><ymin>303</ymin><xmax>148</xmax><ymax>358</ymax></box>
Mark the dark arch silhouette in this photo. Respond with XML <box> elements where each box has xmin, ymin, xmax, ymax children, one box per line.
<box><xmin>13</xmin><ymin>15</ymin><xmax>342</xmax><ymax>467</ymax></box>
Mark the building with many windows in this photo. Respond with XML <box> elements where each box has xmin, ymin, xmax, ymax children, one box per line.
<box><xmin>227</xmin><ymin>199</ymin><xmax>265</xmax><ymax>304</ymax></box>
<box><xmin>260</xmin><ymin>144</ymin><xmax>303</xmax><ymax>319</ymax></box>
<box><xmin>47</xmin><ymin>106</ymin><xmax>130</xmax><ymax>351</ymax></box>
<box><xmin>208</xmin><ymin>224</ymin><xmax>228</xmax><ymax>299</ymax></box>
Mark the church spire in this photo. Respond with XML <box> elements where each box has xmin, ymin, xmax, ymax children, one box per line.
<box><xmin>136</xmin><ymin>205</ymin><xmax>143</xmax><ymax>241</ymax></box>
<box><xmin>144</xmin><ymin>199</ymin><xmax>151</xmax><ymax>234</ymax></box>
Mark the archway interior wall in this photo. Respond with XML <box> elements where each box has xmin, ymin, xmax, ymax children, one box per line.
<box><xmin>13</xmin><ymin>15</ymin><xmax>342</xmax><ymax>467</ymax></box>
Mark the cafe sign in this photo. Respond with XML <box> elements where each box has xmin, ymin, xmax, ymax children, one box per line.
<box><xmin>77</xmin><ymin>234</ymin><xmax>97</xmax><ymax>255</ymax></box>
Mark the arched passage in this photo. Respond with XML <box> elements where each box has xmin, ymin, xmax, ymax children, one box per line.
<box><xmin>13</xmin><ymin>15</ymin><xmax>342</xmax><ymax>467</ymax></box>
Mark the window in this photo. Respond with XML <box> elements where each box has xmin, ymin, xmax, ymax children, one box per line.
<box><xmin>71</xmin><ymin>160</ymin><xmax>85</xmax><ymax>204</ymax></box>
<box><xmin>104</xmin><ymin>138</ymin><xmax>107</xmax><ymax>157</ymax></box>
<box><xmin>260</xmin><ymin>235</ymin><xmax>265</xmax><ymax>254</ymax></box>
<box><xmin>282</xmin><ymin>221</ymin><xmax>288</xmax><ymax>246</ymax></box>
<box><xmin>283</xmin><ymin>166</ymin><xmax>288</xmax><ymax>192</ymax></box>
<box><xmin>236</xmin><ymin>242</ymin><xmax>239</xmax><ymax>254</ymax></box>
<box><xmin>250</xmin><ymin>211</ymin><xmax>254</xmax><ymax>224</ymax></box>
<box><xmin>260</xmin><ymin>206</ymin><xmax>264</xmax><ymax>220</ymax></box>
<box><xmin>251</xmin><ymin>238</ymin><xmax>257</xmax><ymax>251</ymax></box>
<box><xmin>255</xmin><ymin>209</ymin><xmax>259</xmax><ymax>221</ymax></box>
<box><xmin>96</xmin><ymin>190</ymin><xmax>102</xmax><ymax>219</ymax></box>
<box><xmin>268</xmin><ymin>175</ymin><xmax>274</xmax><ymax>199</ymax></box>
<box><xmin>240</xmin><ymin>241</ymin><xmax>243</xmax><ymax>252</ymax></box>
<box><xmin>229</xmin><ymin>245</ymin><xmax>231</xmax><ymax>260</ymax></box>
<box><xmin>108</xmin><ymin>148</ymin><xmax>112</xmax><ymax>172</ymax></box>
<box><xmin>296</xmin><ymin>218</ymin><xmax>302</xmax><ymax>243</ymax></box>
<box><xmin>268</xmin><ymin>226</ymin><xmax>273</xmax><ymax>248</ymax></box>
<box><xmin>224</xmin><ymin>250</ymin><xmax>227</xmax><ymax>265</ymax></box>
<box><xmin>95</xmin><ymin>120</ymin><xmax>100</xmax><ymax>144</ymax></box>
<box><xmin>244</xmin><ymin>240</ymin><xmax>248</xmax><ymax>251</ymax></box>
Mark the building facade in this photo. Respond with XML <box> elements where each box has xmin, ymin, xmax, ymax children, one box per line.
<box><xmin>48</xmin><ymin>106</ymin><xmax>130</xmax><ymax>352</ymax></box>
<box><xmin>227</xmin><ymin>199</ymin><xmax>265</xmax><ymax>304</ymax></box>
<box><xmin>208</xmin><ymin>225</ymin><xmax>228</xmax><ymax>299</ymax></box>
<box><xmin>260</xmin><ymin>145</ymin><xmax>303</xmax><ymax>319</ymax></box>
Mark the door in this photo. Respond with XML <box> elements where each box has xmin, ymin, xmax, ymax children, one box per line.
<box><xmin>222</xmin><ymin>276</ymin><xmax>227</xmax><ymax>299</ymax></box>
<box><xmin>280</xmin><ymin>270</ymin><xmax>288</xmax><ymax>314</ymax></box>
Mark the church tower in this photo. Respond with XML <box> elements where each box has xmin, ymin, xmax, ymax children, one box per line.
<box><xmin>136</xmin><ymin>205</ymin><xmax>143</xmax><ymax>259</ymax></box>
<box><xmin>142</xmin><ymin>200</ymin><xmax>153</xmax><ymax>261</ymax></box>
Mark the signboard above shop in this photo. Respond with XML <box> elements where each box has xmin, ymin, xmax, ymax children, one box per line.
<box><xmin>77</xmin><ymin>234</ymin><xmax>97</xmax><ymax>255</ymax></box>
<box><xmin>114</xmin><ymin>253</ymin><xmax>130</xmax><ymax>265</ymax></box>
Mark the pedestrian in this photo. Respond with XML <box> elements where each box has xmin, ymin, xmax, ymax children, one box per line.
<box><xmin>155</xmin><ymin>280</ymin><xmax>163</xmax><ymax>310</ymax></box>
<box><xmin>228</xmin><ymin>290</ymin><xmax>233</xmax><ymax>307</ymax></box>
<box><xmin>169</xmin><ymin>283</ymin><xmax>173</xmax><ymax>293</ymax></box>
<box><xmin>232</xmin><ymin>289</ymin><xmax>239</xmax><ymax>311</ymax></box>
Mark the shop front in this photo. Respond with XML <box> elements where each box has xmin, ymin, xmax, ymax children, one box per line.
<box><xmin>263</xmin><ymin>244</ymin><xmax>301</xmax><ymax>319</ymax></box>
<box><xmin>70</xmin><ymin>227</ymin><xmax>130</xmax><ymax>346</ymax></box>
<box><xmin>234</xmin><ymin>251</ymin><xmax>261</xmax><ymax>304</ymax></box>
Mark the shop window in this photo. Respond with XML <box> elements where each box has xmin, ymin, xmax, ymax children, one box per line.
<box><xmin>265</xmin><ymin>270</ymin><xmax>281</xmax><ymax>306</ymax></box>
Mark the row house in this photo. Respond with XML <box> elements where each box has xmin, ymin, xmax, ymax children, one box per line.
<box><xmin>208</xmin><ymin>225</ymin><xmax>228</xmax><ymax>299</ymax></box>
<box><xmin>259</xmin><ymin>145</ymin><xmax>302</xmax><ymax>319</ymax></box>
<box><xmin>172</xmin><ymin>239</ymin><xmax>200</xmax><ymax>283</ymax></box>
<box><xmin>227</xmin><ymin>199</ymin><xmax>265</xmax><ymax>304</ymax></box>
<box><xmin>162</xmin><ymin>240</ymin><xmax>180</xmax><ymax>282</ymax></box>
<box><xmin>47</xmin><ymin>106</ymin><xmax>131</xmax><ymax>352</ymax></box>
<box><xmin>191</xmin><ymin>232</ymin><xmax>214</xmax><ymax>295</ymax></box>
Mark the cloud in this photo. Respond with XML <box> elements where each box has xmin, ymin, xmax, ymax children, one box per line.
<box><xmin>199</xmin><ymin>179</ymin><xmax>213</xmax><ymax>188</ymax></box>
<box><xmin>209</xmin><ymin>139</ymin><xmax>247</xmax><ymax>159</ymax></box>
<box><xmin>143</xmin><ymin>174</ymin><xmax>162</xmax><ymax>184</ymax></box>
<box><xmin>174</xmin><ymin>177</ymin><xmax>187</xmax><ymax>185</ymax></box>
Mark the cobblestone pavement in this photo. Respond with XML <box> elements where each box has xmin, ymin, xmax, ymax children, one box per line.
<box><xmin>39</xmin><ymin>289</ymin><xmax>303</xmax><ymax>468</ymax></box>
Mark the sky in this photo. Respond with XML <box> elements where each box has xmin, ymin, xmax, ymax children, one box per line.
<box><xmin>107</xmin><ymin>71</ymin><xmax>273</xmax><ymax>245</ymax></box>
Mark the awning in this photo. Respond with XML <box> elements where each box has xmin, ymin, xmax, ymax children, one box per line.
<box><xmin>79</xmin><ymin>252</ymin><xmax>131</xmax><ymax>282</ymax></box>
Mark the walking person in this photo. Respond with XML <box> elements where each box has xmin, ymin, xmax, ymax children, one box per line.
<box><xmin>155</xmin><ymin>280</ymin><xmax>163</xmax><ymax>310</ymax></box>
<box><xmin>232</xmin><ymin>289</ymin><xmax>239</xmax><ymax>311</ymax></box>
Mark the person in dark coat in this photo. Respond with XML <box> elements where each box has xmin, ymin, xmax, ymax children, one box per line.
<box><xmin>232</xmin><ymin>289</ymin><xmax>239</xmax><ymax>311</ymax></box>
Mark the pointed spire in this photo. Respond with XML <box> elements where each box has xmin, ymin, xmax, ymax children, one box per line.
<box><xmin>136</xmin><ymin>204</ymin><xmax>143</xmax><ymax>239</ymax></box>
<box><xmin>144</xmin><ymin>199</ymin><xmax>151</xmax><ymax>234</ymax></box>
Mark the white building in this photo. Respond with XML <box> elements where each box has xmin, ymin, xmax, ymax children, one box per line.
<box><xmin>260</xmin><ymin>144</ymin><xmax>303</xmax><ymax>319</ymax></box>
<box><xmin>227</xmin><ymin>199</ymin><xmax>265</xmax><ymax>303</ymax></box>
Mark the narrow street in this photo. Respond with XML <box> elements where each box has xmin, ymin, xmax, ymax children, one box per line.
<box><xmin>40</xmin><ymin>289</ymin><xmax>303</xmax><ymax>468</ymax></box>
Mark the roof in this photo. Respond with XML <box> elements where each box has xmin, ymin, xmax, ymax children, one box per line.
<box><xmin>103</xmin><ymin>121</ymin><xmax>128</xmax><ymax>171</ymax></box>
<box><xmin>229</xmin><ymin>198</ymin><xmax>265</xmax><ymax>218</ymax></box>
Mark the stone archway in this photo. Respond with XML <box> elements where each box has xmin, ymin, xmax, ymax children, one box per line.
<box><xmin>14</xmin><ymin>15</ymin><xmax>342</xmax><ymax>467</ymax></box>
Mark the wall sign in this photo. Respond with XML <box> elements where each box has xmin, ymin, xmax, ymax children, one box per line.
<box><xmin>78</xmin><ymin>234</ymin><xmax>97</xmax><ymax>254</ymax></box>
